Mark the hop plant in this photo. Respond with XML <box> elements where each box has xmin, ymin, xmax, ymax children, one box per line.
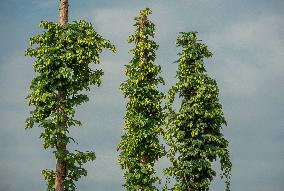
<box><xmin>163</xmin><ymin>32</ymin><xmax>232</xmax><ymax>191</ymax></box>
<box><xmin>117</xmin><ymin>8</ymin><xmax>165</xmax><ymax>191</ymax></box>
<box><xmin>25</xmin><ymin>20</ymin><xmax>115</xmax><ymax>191</ymax></box>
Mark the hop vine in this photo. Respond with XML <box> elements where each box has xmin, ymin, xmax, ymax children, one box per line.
<box><xmin>117</xmin><ymin>8</ymin><xmax>165</xmax><ymax>191</ymax></box>
<box><xmin>163</xmin><ymin>32</ymin><xmax>232</xmax><ymax>191</ymax></box>
<box><xmin>25</xmin><ymin>20</ymin><xmax>115</xmax><ymax>191</ymax></box>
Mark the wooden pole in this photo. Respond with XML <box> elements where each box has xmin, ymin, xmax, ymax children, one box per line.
<box><xmin>59</xmin><ymin>0</ymin><xmax>68</xmax><ymax>25</ymax></box>
<box><xmin>55</xmin><ymin>1</ymin><xmax>68</xmax><ymax>191</ymax></box>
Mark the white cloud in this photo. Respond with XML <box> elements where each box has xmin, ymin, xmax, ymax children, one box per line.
<box><xmin>206</xmin><ymin>12</ymin><xmax>284</xmax><ymax>98</ymax></box>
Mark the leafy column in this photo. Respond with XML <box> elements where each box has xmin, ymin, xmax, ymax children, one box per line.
<box><xmin>163</xmin><ymin>32</ymin><xmax>232</xmax><ymax>191</ymax></box>
<box><xmin>118</xmin><ymin>8</ymin><xmax>165</xmax><ymax>191</ymax></box>
<box><xmin>25</xmin><ymin>9</ymin><xmax>115</xmax><ymax>191</ymax></box>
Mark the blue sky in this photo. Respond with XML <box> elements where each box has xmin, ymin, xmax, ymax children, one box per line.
<box><xmin>0</xmin><ymin>0</ymin><xmax>283</xmax><ymax>191</ymax></box>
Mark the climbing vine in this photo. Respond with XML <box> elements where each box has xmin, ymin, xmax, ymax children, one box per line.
<box><xmin>25</xmin><ymin>20</ymin><xmax>115</xmax><ymax>190</ymax></box>
<box><xmin>117</xmin><ymin>8</ymin><xmax>165</xmax><ymax>191</ymax></box>
<box><xmin>163</xmin><ymin>32</ymin><xmax>232</xmax><ymax>191</ymax></box>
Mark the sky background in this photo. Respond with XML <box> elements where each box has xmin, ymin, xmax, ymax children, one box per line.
<box><xmin>0</xmin><ymin>0</ymin><xmax>283</xmax><ymax>191</ymax></box>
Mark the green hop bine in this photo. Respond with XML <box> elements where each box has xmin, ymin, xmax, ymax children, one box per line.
<box><xmin>163</xmin><ymin>32</ymin><xmax>232</xmax><ymax>191</ymax></box>
<box><xmin>25</xmin><ymin>20</ymin><xmax>115</xmax><ymax>191</ymax></box>
<box><xmin>117</xmin><ymin>8</ymin><xmax>165</xmax><ymax>191</ymax></box>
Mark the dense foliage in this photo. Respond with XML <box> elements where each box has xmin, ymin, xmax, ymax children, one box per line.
<box><xmin>163</xmin><ymin>32</ymin><xmax>232</xmax><ymax>191</ymax></box>
<box><xmin>117</xmin><ymin>8</ymin><xmax>165</xmax><ymax>191</ymax></box>
<box><xmin>25</xmin><ymin>20</ymin><xmax>115</xmax><ymax>190</ymax></box>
